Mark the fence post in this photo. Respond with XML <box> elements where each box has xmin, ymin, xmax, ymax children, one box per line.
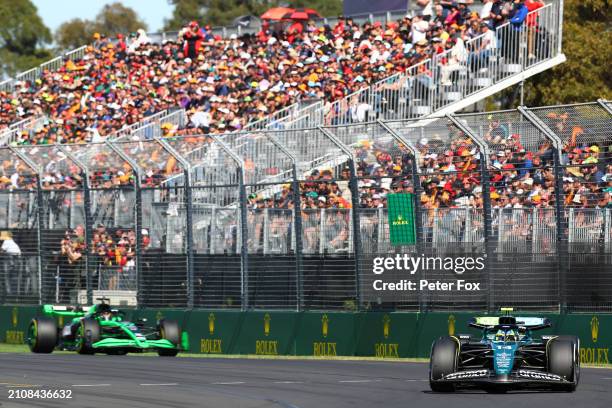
<box><xmin>318</xmin><ymin>127</ymin><xmax>362</xmax><ymax>309</ymax></box>
<box><xmin>265</xmin><ymin>134</ymin><xmax>304</xmax><ymax>311</ymax></box>
<box><xmin>557</xmin><ymin>0</ymin><xmax>564</xmax><ymax>56</ymax></box>
<box><xmin>211</xmin><ymin>136</ymin><xmax>248</xmax><ymax>310</ymax></box>
<box><xmin>597</xmin><ymin>99</ymin><xmax>612</xmax><ymax>115</ymax></box>
<box><xmin>378</xmin><ymin>120</ymin><xmax>426</xmax><ymax>311</ymax></box>
<box><xmin>447</xmin><ymin>115</ymin><xmax>494</xmax><ymax>312</ymax></box>
<box><xmin>59</xmin><ymin>147</ymin><xmax>92</xmax><ymax>305</ymax></box>
<box><xmin>9</xmin><ymin>147</ymin><xmax>44</xmax><ymax>304</ymax></box>
<box><xmin>156</xmin><ymin>138</ymin><xmax>194</xmax><ymax>309</ymax></box>
<box><xmin>518</xmin><ymin>107</ymin><xmax>567</xmax><ymax>312</ymax></box>
<box><xmin>184</xmin><ymin>172</ymin><xmax>194</xmax><ymax>308</ymax></box>
<box><xmin>82</xmin><ymin>178</ymin><xmax>93</xmax><ymax>306</ymax></box>
<box><xmin>106</xmin><ymin>141</ymin><xmax>143</xmax><ymax>308</ymax></box>
<box><xmin>348</xmin><ymin>159</ymin><xmax>363</xmax><ymax>309</ymax></box>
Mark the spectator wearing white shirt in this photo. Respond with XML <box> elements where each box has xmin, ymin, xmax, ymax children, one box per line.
<box><xmin>440</xmin><ymin>37</ymin><xmax>468</xmax><ymax>85</ymax></box>
<box><xmin>411</xmin><ymin>15</ymin><xmax>430</xmax><ymax>44</ymax></box>
<box><xmin>480</xmin><ymin>0</ymin><xmax>495</xmax><ymax>23</ymax></box>
<box><xmin>1</xmin><ymin>231</ymin><xmax>21</xmax><ymax>297</ymax></box>
<box><xmin>468</xmin><ymin>22</ymin><xmax>497</xmax><ymax>72</ymax></box>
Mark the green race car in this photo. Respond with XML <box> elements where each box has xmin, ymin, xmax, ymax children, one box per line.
<box><xmin>27</xmin><ymin>302</ymin><xmax>188</xmax><ymax>356</ymax></box>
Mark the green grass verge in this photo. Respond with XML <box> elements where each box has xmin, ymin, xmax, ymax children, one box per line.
<box><xmin>0</xmin><ymin>343</ymin><xmax>609</xmax><ymax>367</ymax></box>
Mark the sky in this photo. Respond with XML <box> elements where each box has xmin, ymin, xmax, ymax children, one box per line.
<box><xmin>32</xmin><ymin>0</ymin><xmax>174</xmax><ymax>33</ymax></box>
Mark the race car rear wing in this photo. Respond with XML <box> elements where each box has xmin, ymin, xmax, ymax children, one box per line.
<box><xmin>469</xmin><ymin>316</ymin><xmax>551</xmax><ymax>330</ymax></box>
<box><xmin>42</xmin><ymin>304</ymin><xmax>91</xmax><ymax>317</ymax></box>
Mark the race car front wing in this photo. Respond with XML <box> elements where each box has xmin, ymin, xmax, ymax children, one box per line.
<box><xmin>437</xmin><ymin>369</ymin><xmax>571</xmax><ymax>386</ymax></box>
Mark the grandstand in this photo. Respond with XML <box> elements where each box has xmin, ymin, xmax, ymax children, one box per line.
<box><xmin>1</xmin><ymin>0</ymin><xmax>565</xmax><ymax>146</ymax></box>
<box><xmin>0</xmin><ymin>0</ymin><xmax>610</xmax><ymax>313</ymax></box>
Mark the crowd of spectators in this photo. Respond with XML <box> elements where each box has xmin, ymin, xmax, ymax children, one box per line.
<box><xmin>0</xmin><ymin>0</ymin><xmax>538</xmax><ymax>142</ymax></box>
<box><xmin>0</xmin><ymin>0</ymin><xmax>609</xmax><ymax>235</ymax></box>
<box><xmin>58</xmin><ymin>223</ymin><xmax>151</xmax><ymax>294</ymax></box>
<box><xmin>242</xmin><ymin>109</ymin><xmax>611</xmax><ymax>217</ymax></box>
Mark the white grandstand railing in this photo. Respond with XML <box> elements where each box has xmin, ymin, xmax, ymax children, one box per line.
<box><xmin>0</xmin><ymin>46</ymin><xmax>88</xmax><ymax>93</ymax></box>
<box><xmin>112</xmin><ymin>109</ymin><xmax>187</xmax><ymax>141</ymax></box>
<box><xmin>109</xmin><ymin>110</ymin><xmax>169</xmax><ymax>140</ymax></box>
<box><xmin>302</xmin><ymin>0</ymin><xmax>564</xmax><ymax>127</ymax></box>
<box><xmin>263</xmin><ymin>100</ymin><xmax>325</xmax><ymax>130</ymax></box>
<box><xmin>0</xmin><ymin>116</ymin><xmax>48</xmax><ymax>146</ymax></box>
<box><xmin>242</xmin><ymin>103</ymin><xmax>301</xmax><ymax>131</ymax></box>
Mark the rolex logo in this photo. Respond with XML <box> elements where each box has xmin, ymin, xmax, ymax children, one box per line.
<box><xmin>591</xmin><ymin>316</ymin><xmax>599</xmax><ymax>343</ymax></box>
<box><xmin>448</xmin><ymin>314</ymin><xmax>456</xmax><ymax>336</ymax></box>
<box><xmin>11</xmin><ymin>307</ymin><xmax>18</xmax><ymax>327</ymax></box>
<box><xmin>208</xmin><ymin>313</ymin><xmax>215</xmax><ymax>336</ymax></box>
<box><xmin>264</xmin><ymin>313</ymin><xmax>271</xmax><ymax>337</ymax></box>
<box><xmin>322</xmin><ymin>314</ymin><xmax>329</xmax><ymax>338</ymax></box>
<box><xmin>383</xmin><ymin>314</ymin><xmax>391</xmax><ymax>339</ymax></box>
<box><xmin>392</xmin><ymin>214</ymin><xmax>409</xmax><ymax>226</ymax></box>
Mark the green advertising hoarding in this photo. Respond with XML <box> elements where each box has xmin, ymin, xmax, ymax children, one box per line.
<box><xmin>0</xmin><ymin>306</ymin><xmax>609</xmax><ymax>366</ymax></box>
<box><xmin>387</xmin><ymin>193</ymin><xmax>416</xmax><ymax>245</ymax></box>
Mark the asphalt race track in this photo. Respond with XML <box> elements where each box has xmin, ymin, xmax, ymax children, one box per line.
<box><xmin>0</xmin><ymin>354</ymin><xmax>610</xmax><ymax>408</ymax></box>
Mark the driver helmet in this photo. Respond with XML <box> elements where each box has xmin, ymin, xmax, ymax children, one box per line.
<box><xmin>505</xmin><ymin>329</ymin><xmax>518</xmax><ymax>342</ymax></box>
<box><xmin>98</xmin><ymin>304</ymin><xmax>113</xmax><ymax>321</ymax></box>
<box><xmin>494</xmin><ymin>329</ymin><xmax>505</xmax><ymax>342</ymax></box>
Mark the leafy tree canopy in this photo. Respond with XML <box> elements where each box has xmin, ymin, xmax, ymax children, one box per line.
<box><xmin>164</xmin><ymin>0</ymin><xmax>342</xmax><ymax>30</ymax></box>
<box><xmin>522</xmin><ymin>0</ymin><xmax>611</xmax><ymax>105</ymax></box>
<box><xmin>0</xmin><ymin>0</ymin><xmax>52</xmax><ymax>77</ymax></box>
<box><xmin>56</xmin><ymin>2</ymin><xmax>148</xmax><ymax>50</ymax></box>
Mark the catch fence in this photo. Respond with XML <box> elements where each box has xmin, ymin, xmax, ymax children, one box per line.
<box><xmin>0</xmin><ymin>102</ymin><xmax>610</xmax><ymax>312</ymax></box>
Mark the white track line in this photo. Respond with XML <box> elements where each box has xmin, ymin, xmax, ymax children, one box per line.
<box><xmin>273</xmin><ymin>381</ymin><xmax>304</xmax><ymax>384</ymax></box>
<box><xmin>72</xmin><ymin>384</ymin><xmax>111</xmax><ymax>387</ymax></box>
<box><xmin>338</xmin><ymin>380</ymin><xmax>372</xmax><ymax>383</ymax></box>
<box><xmin>139</xmin><ymin>383</ymin><xmax>178</xmax><ymax>386</ymax></box>
<box><xmin>211</xmin><ymin>381</ymin><xmax>245</xmax><ymax>385</ymax></box>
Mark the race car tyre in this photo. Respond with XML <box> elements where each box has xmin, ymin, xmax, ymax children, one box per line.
<box><xmin>556</xmin><ymin>335</ymin><xmax>581</xmax><ymax>385</ymax></box>
<box><xmin>77</xmin><ymin>318</ymin><xmax>101</xmax><ymax>355</ymax></box>
<box><xmin>548</xmin><ymin>339</ymin><xmax>578</xmax><ymax>392</ymax></box>
<box><xmin>429</xmin><ymin>336</ymin><xmax>458</xmax><ymax>392</ymax></box>
<box><xmin>28</xmin><ymin>317</ymin><xmax>57</xmax><ymax>353</ymax></box>
<box><xmin>158</xmin><ymin>319</ymin><xmax>180</xmax><ymax>357</ymax></box>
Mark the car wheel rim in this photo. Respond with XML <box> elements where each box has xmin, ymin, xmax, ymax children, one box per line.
<box><xmin>76</xmin><ymin>324</ymin><xmax>84</xmax><ymax>350</ymax></box>
<box><xmin>28</xmin><ymin>322</ymin><xmax>37</xmax><ymax>348</ymax></box>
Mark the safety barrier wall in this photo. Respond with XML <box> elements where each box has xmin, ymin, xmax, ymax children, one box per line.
<box><xmin>0</xmin><ymin>306</ymin><xmax>609</xmax><ymax>365</ymax></box>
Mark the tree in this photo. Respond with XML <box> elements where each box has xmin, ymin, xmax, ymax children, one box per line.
<box><xmin>164</xmin><ymin>0</ymin><xmax>342</xmax><ymax>30</ymax></box>
<box><xmin>94</xmin><ymin>2</ymin><xmax>149</xmax><ymax>36</ymax></box>
<box><xmin>0</xmin><ymin>0</ymin><xmax>52</xmax><ymax>77</ymax></box>
<box><xmin>521</xmin><ymin>0</ymin><xmax>612</xmax><ymax>105</ymax></box>
<box><xmin>55</xmin><ymin>2</ymin><xmax>148</xmax><ymax>51</ymax></box>
<box><xmin>55</xmin><ymin>18</ymin><xmax>92</xmax><ymax>50</ymax></box>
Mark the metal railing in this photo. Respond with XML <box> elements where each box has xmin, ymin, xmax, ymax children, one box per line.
<box><xmin>0</xmin><ymin>116</ymin><xmax>49</xmax><ymax>146</ymax></box>
<box><xmin>0</xmin><ymin>46</ymin><xmax>88</xmax><ymax>93</ymax></box>
<box><xmin>0</xmin><ymin>101</ymin><xmax>610</xmax><ymax>312</ymax></box>
<box><xmin>306</xmin><ymin>0</ymin><xmax>564</xmax><ymax>127</ymax></box>
<box><xmin>111</xmin><ymin>110</ymin><xmax>187</xmax><ymax>141</ymax></box>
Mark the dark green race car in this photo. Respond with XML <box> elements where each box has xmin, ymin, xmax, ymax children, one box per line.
<box><xmin>28</xmin><ymin>302</ymin><xmax>188</xmax><ymax>356</ymax></box>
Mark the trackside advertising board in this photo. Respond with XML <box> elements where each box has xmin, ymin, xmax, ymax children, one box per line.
<box><xmin>0</xmin><ymin>306</ymin><xmax>609</xmax><ymax>365</ymax></box>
